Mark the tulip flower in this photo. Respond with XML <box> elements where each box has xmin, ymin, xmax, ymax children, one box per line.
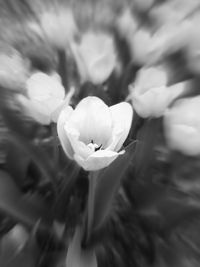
<box><xmin>40</xmin><ymin>7</ymin><xmax>78</xmax><ymax>49</ymax></box>
<box><xmin>57</xmin><ymin>96</ymin><xmax>133</xmax><ymax>171</ymax></box>
<box><xmin>116</xmin><ymin>9</ymin><xmax>138</xmax><ymax>40</ymax></box>
<box><xmin>71</xmin><ymin>31</ymin><xmax>117</xmax><ymax>84</ymax></box>
<box><xmin>164</xmin><ymin>96</ymin><xmax>200</xmax><ymax>156</ymax></box>
<box><xmin>0</xmin><ymin>50</ymin><xmax>29</xmax><ymax>91</ymax></box>
<box><xmin>129</xmin><ymin>66</ymin><xmax>187</xmax><ymax>118</ymax></box>
<box><xmin>18</xmin><ymin>72</ymin><xmax>68</xmax><ymax>125</ymax></box>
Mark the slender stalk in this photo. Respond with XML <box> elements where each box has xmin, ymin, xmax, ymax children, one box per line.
<box><xmin>57</xmin><ymin>49</ymin><xmax>68</xmax><ymax>91</ymax></box>
<box><xmin>86</xmin><ymin>171</ymin><xmax>99</xmax><ymax>244</ymax></box>
<box><xmin>51</xmin><ymin>123</ymin><xmax>59</xmax><ymax>170</ymax></box>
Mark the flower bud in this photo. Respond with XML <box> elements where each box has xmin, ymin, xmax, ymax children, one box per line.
<box><xmin>18</xmin><ymin>72</ymin><xmax>67</xmax><ymax>125</ymax></box>
<box><xmin>164</xmin><ymin>96</ymin><xmax>200</xmax><ymax>156</ymax></box>
<box><xmin>71</xmin><ymin>31</ymin><xmax>117</xmax><ymax>84</ymax></box>
<box><xmin>129</xmin><ymin>66</ymin><xmax>187</xmax><ymax>118</ymax></box>
<box><xmin>40</xmin><ymin>8</ymin><xmax>78</xmax><ymax>49</ymax></box>
<box><xmin>0</xmin><ymin>49</ymin><xmax>29</xmax><ymax>91</ymax></box>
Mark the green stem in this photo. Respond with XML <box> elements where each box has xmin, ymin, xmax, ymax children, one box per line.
<box><xmin>51</xmin><ymin>123</ymin><xmax>59</xmax><ymax>170</ymax></box>
<box><xmin>86</xmin><ymin>171</ymin><xmax>98</xmax><ymax>243</ymax></box>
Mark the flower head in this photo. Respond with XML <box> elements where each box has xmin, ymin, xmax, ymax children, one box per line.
<box><xmin>0</xmin><ymin>50</ymin><xmax>29</xmax><ymax>91</ymax></box>
<box><xmin>129</xmin><ymin>66</ymin><xmax>187</xmax><ymax>118</ymax></box>
<box><xmin>71</xmin><ymin>31</ymin><xmax>117</xmax><ymax>84</ymax></box>
<box><xmin>164</xmin><ymin>96</ymin><xmax>200</xmax><ymax>156</ymax></box>
<box><xmin>57</xmin><ymin>96</ymin><xmax>133</xmax><ymax>171</ymax></box>
<box><xmin>18</xmin><ymin>72</ymin><xmax>67</xmax><ymax>125</ymax></box>
<box><xmin>40</xmin><ymin>8</ymin><xmax>78</xmax><ymax>49</ymax></box>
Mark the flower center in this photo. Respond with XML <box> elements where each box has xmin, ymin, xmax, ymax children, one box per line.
<box><xmin>87</xmin><ymin>140</ymin><xmax>102</xmax><ymax>152</ymax></box>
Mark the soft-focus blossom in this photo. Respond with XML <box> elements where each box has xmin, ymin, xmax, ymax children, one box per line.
<box><xmin>57</xmin><ymin>96</ymin><xmax>133</xmax><ymax>171</ymax></box>
<box><xmin>129</xmin><ymin>66</ymin><xmax>188</xmax><ymax>118</ymax></box>
<box><xmin>164</xmin><ymin>96</ymin><xmax>200</xmax><ymax>156</ymax></box>
<box><xmin>131</xmin><ymin>22</ymin><xmax>190</xmax><ymax>65</ymax></box>
<box><xmin>151</xmin><ymin>0</ymin><xmax>200</xmax><ymax>25</ymax></box>
<box><xmin>149</xmin><ymin>3</ymin><xmax>193</xmax><ymax>56</ymax></box>
<box><xmin>130</xmin><ymin>28</ymin><xmax>167</xmax><ymax>64</ymax></box>
<box><xmin>0</xmin><ymin>50</ymin><xmax>29</xmax><ymax>91</ymax></box>
<box><xmin>71</xmin><ymin>31</ymin><xmax>117</xmax><ymax>84</ymax></box>
<box><xmin>130</xmin><ymin>28</ymin><xmax>154</xmax><ymax>64</ymax></box>
<box><xmin>116</xmin><ymin>9</ymin><xmax>138</xmax><ymax>40</ymax></box>
<box><xmin>40</xmin><ymin>8</ymin><xmax>78</xmax><ymax>49</ymax></box>
<box><xmin>18</xmin><ymin>72</ymin><xmax>68</xmax><ymax>125</ymax></box>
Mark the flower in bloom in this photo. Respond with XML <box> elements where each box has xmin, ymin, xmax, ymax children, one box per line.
<box><xmin>40</xmin><ymin>7</ymin><xmax>78</xmax><ymax>49</ymax></box>
<box><xmin>71</xmin><ymin>31</ymin><xmax>117</xmax><ymax>84</ymax></box>
<box><xmin>18</xmin><ymin>72</ymin><xmax>68</xmax><ymax>125</ymax></box>
<box><xmin>0</xmin><ymin>49</ymin><xmax>29</xmax><ymax>91</ymax></box>
<box><xmin>116</xmin><ymin>9</ymin><xmax>138</xmax><ymax>40</ymax></box>
<box><xmin>57</xmin><ymin>96</ymin><xmax>133</xmax><ymax>171</ymax></box>
<box><xmin>164</xmin><ymin>96</ymin><xmax>200</xmax><ymax>156</ymax></box>
<box><xmin>129</xmin><ymin>66</ymin><xmax>187</xmax><ymax>118</ymax></box>
<box><xmin>130</xmin><ymin>28</ymin><xmax>168</xmax><ymax>65</ymax></box>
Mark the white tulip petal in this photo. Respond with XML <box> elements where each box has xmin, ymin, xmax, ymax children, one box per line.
<box><xmin>134</xmin><ymin>87</ymin><xmax>170</xmax><ymax>118</ymax></box>
<box><xmin>57</xmin><ymin>106</ymin><xmax>74</xmax><ymax>159</ymax></box>
<box><xmin>27</xmin><ymin>72</ymin><xmax>65</xmax><ymax>101</ymax></box>
<box><xmin>164</xmin><ymin>96</ymin><xmax>200</xmax><ymax>155</ymax></box>
<box><xmin>40</xmin><ymin>8</ymin><xmax>77</xmax><ymax>48</ymax></box>
<box><xmin>168</xmin><ymin>82</ymin><xmax>187</xmax><ymax>100</ymax></box>
<box><xmin>74</xmin><ymin>149</ymin><xmax>124</xmax><ymax>171</ymax></box>
<box><xmin>88</xmin><ymin>46</ymin><xmax>116</xmax><ymax>84</ymax></box>
<box><xmin>135</xmin><ymin>67</ymin><xmax>167</xmax><ymax>93</ymax></box>
<box><xmin>51</xmin><ymin>88</ymin><xmax>75</xmax><ymax>123</ymax></box>
<box><xmin>18</xmin><ymin>95</ymin><xmax>51</xmax><ymax>125</ymax></box>
<box><xmin>89</xmin><ymin>56</ymin><xmax>115</xmax><ymax>84</ymax></box>
<box><xmin>69</xmin><ymin>97</ymin><xmax>112</xmax><ymax>147</ymax></box>
<box><xmin>108</xmin><ymin>102</ymin><xmax>133</xmax><ymax>152</ymax></box>
<box><xmin>131</xmin><ymin>84</ymin><xmax>184</xmax><ymax>118</ymax></box>
<box><xmin>50</xmin><ymin>100</ymin><xmax>65</xmax><ymax>123</ymax></box>
<box><xmin>165</xmin><ymin>123</ymin><xmax>200</xmax><ymax>156</ymax></box>
<box><xmin>44</xmin><ymin>98</ymin><xmax>64</xmax><ymax>115</ymax></box>
<box><xmin>70</xmin><ymin>42</ymin><xmax>89</xmax><ymax>83</ymax></box>
<box><xmin>30</xmin><ymin>100</ymin><xmax>52</xmax><ymax>124</ymax></box>
<box><xmin>57</xmin><ymin>96</ymin><xmax>133</xmax><ymax>170</ymax></box>
<box><xmin>65</xmin><ymin>124</ymin><xmax>93</xmax><ymax>160</ymax></box>
<box><xmin>72</xmin><ymin>32</ymin><xmax>116</xmax><ymax>84</ymax></box>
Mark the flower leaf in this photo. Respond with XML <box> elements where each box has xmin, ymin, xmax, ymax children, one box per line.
<box><xmin>134</xmin><ymin>118</ymin><xmax>161</xmax><ymax>178</ymax></box>
<box><xmin>0</xmin><ymin>104</ymin><xmax>57</xmax><ymax>187</ymax></box>
<box><xmin>6</xmin><ymin>141</ymin><xmax>31</xmax><ymax>187</ymax></box>
<box><xmin>91</xmin><ymin>141</ymin><xmax>136</xmax><ymax>233</ymax></box>
<box><xmin>66</xmin><ymin>226</ymin><xmax>97</xmax><ymax>267</ymax></box>
<box><xmin>0</xmin><ymin>223</ymin><xmax>39</xmax><ymax>267</ymax></box>
<box><xmin>0</xmin><ymin>170</ymin><xmax>52</xmax><ymax>230</ymax></box>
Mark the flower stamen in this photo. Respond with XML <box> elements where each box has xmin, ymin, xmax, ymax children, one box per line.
<box><xmin>88</xmin><ymin>140</ymin><xmax>102</xmax><ymax>152</ymax></box>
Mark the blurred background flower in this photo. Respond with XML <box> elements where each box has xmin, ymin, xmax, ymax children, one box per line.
<box><xmin>164</xmin><ymin>95</ymin><xmax>200</xmax><ymax>156</ymax></box>
<box><xmin>129</xmin><ymin>66</ymin><xmax>188</xmax><ymax>118</ymax></box>
<box><xmin>70</xmin><ymin>31</ymin><xmax>118</xmax><ymax>85</ymax></box>
<box><xmin>39</xmin><ymin>6</ymin><xmax>78</xmax><ymax>49</ymax></box>
<box><xmin>17</xmin><ymin>72</ymin><xmax>67</xmax><ymax>125</ymax></box>
<box><xmin>0</xmin><ymin>46</ymin><xmax>29</xmax><ymax>91</ymax></box>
